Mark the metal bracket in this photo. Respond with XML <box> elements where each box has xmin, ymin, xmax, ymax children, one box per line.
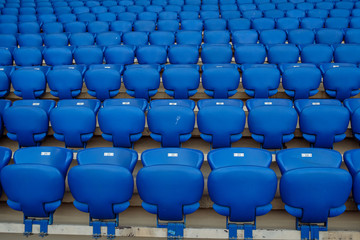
<box><xmin>296</xmin><ymin>219</ymin><xmax>327</xmax><ymax>240</ymax></box>
<box><xmin>90</xmin><ymin>215</ymin><xmax>119</xmax><ymax>239</ymax></box>
<box><xmin>157</xmin><ymin>217</ymin><xmax>186</xmax><ymax>240</ymax></box>
<box><xmin>23</xmin><ymin>214</ymin><xmax>53</xmax><ymax>237</ymax></box>
<box><xmin>227</xmin><ymin>218</ymin><xmax>256</xmax><ymax>240</ymax></box>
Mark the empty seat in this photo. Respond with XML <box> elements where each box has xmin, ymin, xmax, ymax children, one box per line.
<box><xmin>122</xmin><ymin>32</ymin><xmax>149</xmax><ymax>46</ymax></box>
<box><xmin>176</xmin><ymin>30</ymin><xmax>202</xmax><ymax>45</ymax></box>
<box><xmin>136</xmin><ymin>45</ymin><xmax>167</xmax><ymax>64</ymax></box>
<box><xmin>201</xmin><ymin>44</ymin><xmax>233</xmax><ymax>64</ymax></box>
<box><xmin>0</xmin><ymin>67</ymin><xmax>12</xmax><ymax>98</ymax></box>
<box><xmin>345</xmin><ymin>29</ymin><xmax>360</xmax><ymax>44</ymax></box>
<box><xmin>87</xmin><ymin>21</ymin><xmax>109</xmax><ymax>34</ymax></box>
<box><xmin>168</xmin><ymin>45</ymin><xmax>199</xmax><ymax>64</ymax></box>
<box><xmin>70</xmin><ymin>33</ymin><xmax>95</xmax><ymax>46</ymax></box>
<box><xmin>325</xmin><ymin>17</ymin><xmax>349</xmax><ymax>29</ymax></box>
<box><xmin>297</xmin><ymin>2</ymin><xmax>314</xmax><ymax>11</ymax></box>
<box><xmin>288</xmin><ymin>29</ymin><xmax>315</xmax><ymax>46</ymax></box>
<box><xmin>77</xmin><ymin>13</ymin><xmax>96</xmax><ymax>22</ymax></box>
<box><xmin>334</xmin><ymin>44</ymin><xmax>360</xmax><ymax>65</ymax></box>
<box><xmin>281</xmin><ymin>64</ymin><xmax>322</xmax><ymax>99</ymax></box>
<box><xmin>242</xmin><ymin>10</ymin><xmax>263</xmax><ymax>19</ymax></box>
<box><xmin>11</xmin><ymin>67</ymin><xmax>48</xmax><ymax>99</ymax></box>
<box><xmin>179</xmin><ymin>11</ymin><xmax>199</xmax><ymax>20</ymax></box>
<box><xmin>227</xmin><ymin>18</ymin><xmax>251</xmax><ymax>31</ymax></box>
<box><xmin>84</xmin><ymin>64</ymin><xmax>122</xmax><ymax>101</ymax></box>
<box><xmin>47</xmin><ymin>65</ymin><xmax>85</xmax><ymax>99</ymax></box>
<box><xmin>181</xmin><ymin>19</ymin><xmax>204</xmax><ymax>31</ymax></box>
<box><xmin>197</xmin><ymin>99</ymin><xmax>245</xmax><ymax>148</ymax></box>
<box><xmin>18</xmin><ymin>22</ymin><xmax>40</xmax><ymax>34</ymax></box>
<box><xmin>133</xmin><ymin>20</ymin><xmax>156</xmax><ymax>32</ymax></box>
<box><xmin>267</xmin><ymin>44</ymin><xmax>300</xmax><ymax>64</ymax></box>
<box><xmin>208</xmin><ymin>147</ymin><xmax>277</xmax><ymax>239</ymax></box>
<box><xmin>307</xmin><ymin>9</ymin><xmax>329</xmax><ymax>18</ymax></box>
<box><xmin>204</xmin><ymin>19</ymin><xmax>227</xmax><ymax>30</ymax></box>
<box><xmin>147</xmin><ymin>100</ymin><xmax>195</xmax><ymax>147</ymax></box>
<box><xmin>104</xmin><ymin>45</ymin><xmax>135</xmax><ymax>65</ymax></box>
<box><xmin>162</xmin><ymin>65</ymin><xmax>200</xmax><ymax>99</ymax></box>
<box><xmin>50</xmin><ymin>99</ymin><xmax>101</xmax><ymax>148</ymax></box>
<box><xmin>316</xmin><ymin>29</ymin><xmax>344</xmax><ymax>45</ymax></box>
<box><xmin>200</xmin><ymin>10</ymin><xmax>220</xmax><ymax>20</ymax></box>
<box><xmin>0</xmin><ymin>48</ymin><xmax>13</xmax><ymax>66</ymax></box>
<box><xmin>98</xmin><ymin>99</ymin><xmax>147</xmax><ymax>147</ymax></box>
<box><xmin>117</xmin><ymin>12</ymin><xmax>137</xmax><ymax>22</ymax></box>
<box><xmin>68</xmin><ymin>147</ymin><xmax>137</xmax><ymax>238</ymax></box>
<box><xmin>57</xmin><ymin>13</ymin><xmax>77</xmax><ymax>24</ymax></box>
<box><xmin>64</xmin><ymin>22</ymin><xmax>87</xmax><ymax>33</ymax></box>
<box><xmin>294</xmin><ymin>99</ymin><xmax>350</xmax><ymax>148</ymax></box>
<box><xmin>234</xmin><ymin>44</ymin><xmax>266</xmax><ymax>64</ymax></box>
<box><xmin>157</xmin><ymin>20</ymin><xmax>180</xmax><ymax>32</ymax></box>
<box><xmin>1</xmin><ymin>147</ymin><xmax>73</xmax><ymax>236</ymax></box>
<box><xmin>136</xmin><ymin>148</ymin><xmax>204</xmax><ymax>238</ymax></box>
<box><xmin>323</xmin><ymin>66</ymin><xmax>360</xmax><ymax>101</ymax></box>
<box><xmin>0</xmin><ymin>34</ymin><xmax>16</xmax><ymax>48</ymax></box>
<box><xmin>246</xmin><ymin>99</ymin><xmax>297</xmax><ymax>149</ymax></box>
<box><xmin>42</xmin><ymin>22</ymin><xmax>64</xmax><ymax>34</ymax></box>
<box><xmin>251</xmin><ymin>18</ymin><xmax>275</xmax><ymax>31</ymax></box>
<box><xmin>149</xmin><ymin>31</ymin><xmax>175</xmax><ymax>46</ymax></box>
<box><xmin>43</xmin><ymin>47</ymin><xmax>73</xmax><ymax>66</ymax></box>
<box><xmin>232</xmin><ymin>30</ymin><xmax>258</xmax><ymax>44</ymax></box>
<box><xmin>74</xmin><ymin>46</ymin><xmax>103</xmax><ymax>65</ymax></box>
<box><xmin>259</xmin><ymin>29</ymin><xmax>286</xmax><ymax>45</ymax></box>
<box><xmin>300</xmin><ymin>17</ymin><xmax>324</xmax><ymax>30</ymax></box>
<box><xmin>0</xmin><ymin>15</ymin><xmax>17</xmax><ymax>24</ymax></box>
<box><xmin>43</xmin><ymin>33</ymin><xmax>69</xmax><ymax>47</ymax></box>
<box><xmin>242</xmin><ymin>65</ymin><xmax>280</xmax><ymax>98</ymax></box>
<box><xmin>344</xmin><ymin>149</ymin><xmax>360</xmax><ymax>211</ymax></box>
<box><xmin>344</xmin><ymin>99</ymin><xmax>360</xmax><ymax>142</ymax></box>
<box><xmin>158</xmin><ymin>11</ymin><xmax>178</xmax><ymax>20</ymax></box>
<box><xmin>97</xmin><ymin>13</ymin><xmax>117</xmax><ymax>22</ymax></box>
<box><xmin>13</xmin><ymin>47</ymin><xmax>42</xmax><ymax>66</ymax></box>
<box><xmin>286</xmin><ymin>9</ymin><xmax>306</xmax><ymax>18</ymax></box>
<box><xmin>330</xmin><ymin>9</ymin><xmax>351</xmax><ymax>18</ymax></box>
<box><xmin>123</xmin><ymin>65</ymin><xmax>161</xmax><ymax>100</ymax></box>
<box><xmin>276</xmin><ymin>17</ymin><xmax>300</xmax><ymax>31</ymax></box>
<box><xmin>4</xmin><ymin>100</ymin><xmax>55</xmax><ymax>147</ymax></box>
<box><xmin>202</xmin><ymin>64</ymin><xmax>240</xmax><ymax>98</ymax></box>
<box><xmin>301</xmin><ymin>44</ymin><xmax>333</xmax><ymax>65</ymax></box>
<box><xmin>0</xmin><ymin>146</ymin><xmax>11</xmax><ymax>194</ymax></box>
<box><xmin>351</xmin><ymin>17</ymin><xmax>360</xmax><ymax>29</ymax></box>
<box><xmin>17</xmin><ymin>34</ymin><xmax>42</xmax><ymax>47</ymax></box>
<box><xmin>204</xmin><ymin>30</ymin><xmax>230</xmax><ymax>44</ymax></box>
<box><xmin>277</xmin><ymin>148</ymin><xmax>351</xmax><ymax>240</ymax></box>
<box><xmin>110</xmin><ymin>21</ymin><xmax>132</xmax><ymax>33</ymax></box>
<box><xmin>96</xmin><ymin>32</ymin><xmax>122</xmax><ymax>46</ymax></box>
<box><xmin>221</xmin><ymin>10</ymin><xmax>241</xmax><ymax>20</ymax></box>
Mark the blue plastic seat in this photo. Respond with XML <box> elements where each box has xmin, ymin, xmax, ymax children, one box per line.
<box><xmin>147</xmin><ymin>100</ymin><xmax>195</xmax><ymax>147</ymax></box>
<box><xmin>122</xmin><ymin>32</ymin><xmax>149</xmax><ymax>46</ymax></box>
<box><xmin>197</xmin><ymin>99</ymin><xmax>245</xmax><ymax>148</ymax></box>
<box><xmin>43</xmin><ymin>33</ymin><xmax>69</xmax><ymax>47</ymax></box>
<box><xmin>123</xmin><ymin>65</ymin><xmax>161</xmax><ymax>100</ymax></box>
<box><xmin>57</xmin><ymin>13</ymin><xmax>77</xmax><ymax>24</ymax></box>
<box><xmin>17</xmin><ymin>34</ymin><xmax>43</xmax><ymax>47</ymax></box>
<box><xmin>202</xmin><ymin>64</ymin><xmax>240</xmax><ymax>98</ymax></box>
<box><xmin>11</xmin><ymin>67</ymin><xmax>48</xmax><ymax>99</ymax></box>
<box><xmin>323</xmin><ymin>66</ymin><xmax>360</xmax><ymax>101</ymax></box>
<box><xmin>344</xmin><ymin>149</ymin><xmax>360</xmax><ymax>212</ymax></box>
<box><xmin>276</xmin><ymin>17</ymin><xmax>300</xmax><ymax>31</ymax></box>
<box><xmin>98</xmin><ymin>99</ymin><xmax>147</xmax><ymax>147</ymax></box>
<box><xmin>47</xmin><ymin>65</ymin><xmax>85</xmax><ymax>99</ymax></box>
<box><xmin>95</xmin><ymin>32</ymin><xmax>122</xmax><ymax>47</ymax></box>
<box><xmin>0</xmin><ymin>146</ymin><xmax>11</xmax><ymax>194</ymax></box>
<box><xmin>251</xmin><ymin>18</ymin><xmax>275</xmax><ymax>31</ymax></box>
<box><xmin>277</xmin><ymin>148</ymin><xmax>352</xmax><ymax>240</ymax></box>
<box><xmin>344</xmin><ymin>99</ymin><xmax>360</xmax><ymax>141</ymax></box>
<box><xmin>181</xmin><ymin>19</ymin><xmax>203</xmax><ymax>31</ymax></box>
<box><xmin>238</xmin><ymin>3</ymin><xmax>256</xmax><ymax>12</ymax></box>
<box><xmin>70</xmin><ymin>33</ymin><xmax>95</xmax><ymax>46</ymax></box>
<box><xmin>42</xmin><ymin>22</ymin><xmax>64</xmax><ymax>34</ymax></box>
<box><xmin>137</xmin><ymin>148</ymin><xmax>203</xmax><ymax>238</ymax></box>
<box><xmin>104</xmin><ymin>45</ymin><xmax>135</xmax><ymax>65</ymax></box>
<box><xmin>315</xmin><ymin>29</ymin><xmax>343</xmax><ymax>45</ymax></box>
<box><xmin>221</xmin><ymin>10</ymin><xmax>241</xmax><ymax>20</ymax></box>
<box><xmin>0</xmin><ymin>23</ymin><xmax>17</xmax><ymax>35</ymax></box>
<box><xmin>277</xmin><ymin>2</ymin><xmax>295</xmax><ymax>11</ymax></box>
<box><xmin>301</xmin><ymin>44</ymin><xmax>333</xmax><ymax>65</ymax></box>
<box><xmin>149</xmin><ymin>31</ymin><xmax>175</xmax><ymax>46</ymax></box>
<box><xmin>50</xmin><ymin>99</ymin><xmax>101</xmax><ymax>148</ymax></box>
<box><xmin>157</xmin><ymin>19</ymin><xmax>180</xmax><ymax>32</ymax></box>
<box><xmin>334</xmin><ymin>44</ymin><xmax>360</xmax><ymax>65</ymax></box>
<box><xmin>84</xmin><ymin>64</ymin><xmax>122</xmax><ymax>101</ymax></box>
<box><xmin>234</xmin><ymin>44</ymin><xmax>266</xmax><ymax>64</ymax></box>
<box><xmin>117</xmin><ymin>12</ymin><xmax>137</xmax><ymax>22</ymax></box>
<box><xmin>204</xmin><ymin>30</ymin><xmax>230</xmax><ymax>44</ymax></box>
<box><xmin>246</xmin><ymin>99</ymin><xmax>297</xmax><ymax>149</ymax></box>
<box><xmin>330</xmin><ymin>9</ymin><xmax>351</xmax><ymax>18</ymax></box>
<box><xmin>281</xmin><ymin>64</ymin><xmax>321</xmax><ymax>99</ymax></box>
<box><xmin>162</xmin><ymin>65</ymin><xmax>200</xmax><ymax>99</ymax></box>
<box><xmin>13</xmin><ymin>47</ymin><xmax>43</xmax><ymax>66</ymax></box>
<box><xmin>316</xmin><ymin>1</ymin><xmax>333</xmax><ymax>10</ymax></box>
<box><xmin>77</xmin><ymin>13</ymin><xmax>96</xmax><ymax>22</ymax></box>
<box><xmin>43</xmin><ymin>47</ymin><xmax>73</xmax><ymax>66</ymax></box>
<box><xmin>259</xmin><ymin>29</ymin><xmax>286</xmax><ymax>45</ymax></box>
<box><xmin>208</xmin><ymin>147</ymin><xmax>277</xmax><ymax>239</ymax></box>
<box><xmin>136</xmin><ymin>45</ymin><xmax>167</xmax><ymax>64</ymax></box>
<box><xmin>204</xmin><ymin>19</ymin><xmax>227</xmax><ymax>30</ymax></box>
<box><xmin>68</xmin><ymin>147</ymin><xmax>137</xmax><ymax>238</ymax></box>
<box><xmin>0</xmin><ymin>48</ymin><xmax>13</xmax><ymax>66</ymax></box>
<box><xmin>288</xmin><ymin>29</ymin><xmax>315</xmax><ymax>46</ymax></box>
<box><xmin>0</xmin><ymin>34</ymin><xmax>16</xmax><ymax>48</ymax></box>
<box><xmin>200</xmin><ymin>10</ymin><xmax>220</xmax><ymax>20</ymax></box>
<box><xmin>133</xmin><ymin>20</ymin><xmax>156</xmax><ymax>32</ymax></box>
<box><xmin>110</xmin><ymin>21</ymin><xmax>132</xmax><ymax>33</ymax></box>
<box><xmin>176</xmin><ymin>30</ymin><xmax>202</xmax><ymax>45</ymax></box>
<box><xmin>294</xmin><ymin>99</ymin><xmax>350</xmax><ymax>148</ymax></box>
<box><xmin>242</xmin><ymin>10</ymin><xmax>263</xmax><ymax>19</ymax></box>
<box><xmin>345</xmin><ymin>29</ymin><xmax>360</xmax><ymax>44</ymax></box>
<box><xmin>227</xmin><ymin>18</ymin><xmax>251</xmax><ymax>31</ymax></box>
<box><xmin>325</xmin><ymin>17</ymin><xmax>349</xmax><ymax>29</ymax></box>
<box><xmin>3</xmin><ymin>100</ymin><xmax>55</xmax><ymax>147</ymax></box>
<box><xmin>0</xmin><ymin>15</ymin><xmax>18</xmax><ymax>23</ymax></box>
<box><xmin>201</xmin><ymin>44</ymin><xmax>232</xmax><ymax>64</ymax></box>
<box><xmin>307</xmin><ymin>9</ymin><xmax>329</xmax><ymax>18</ymax></box>
<box><xmin>351</xmin><ymin>17</ymin><xmax>360</xmax><ymax>29</ymax></box>
<box><xmin>158</xmin><ymin>11</ymin><xmax>178</xmax><ymax>20</ymax></box>
<box><xmin>300</xmin><ymin>17</ymin><xmax>324</xmax><ymax>30</ymax></box>
<box><xmin>97</xmin><ymin>12</ymin><xmax>117</xmax><ymax>22</ymax></box>
<box><xmin>18</xmin><ymin>22</ymin><xmax>40</xmax><ymax>34</ymax></box>
<box><xmin>179</xmin><ymin>11</ymin><xmax>199</xmax><ymax>20</ymax></box>
<box><xmin>87</xmin><ymin>21</ymin><xmax>109</xmax><ymax>34</ymax></box>
<box><xmin>74</xmin><ymin>46</ymin><xmax>103</xmax><ymax>65</ymax></box>
<box><xmin>242</xmin><ymin>65</ymin><xmax>280</xmax><ymax>98</ymax></box>
<box><xmin>168</xmin><ymin>45</ymin><xmax>199</xmax><ymax>64</ymax></box>
<box><xmin>63</xmin><ymin>22</ymin><xmax>87</xmax><ymax>34</ymax></box>
<box><xmin>1</xmin><ymin>147</ymin><xmax>73</xmax><ymax>236</ymax></box>
<box><xmin>146</xmin><ymin>5</ymin><xmax>164</xmax><ymax>13</ymax></box>
<box><xmin>267</xmin><ymin>44</ymin><xmax>300</xmax><ymax>64</ymax></box>
<box><xmin>0</xmin><ymin>67</ymin><xmax>12</xmax><ymax>98</ymax></box>
<box><xmin>231</xmin><ymin>30</ymin><xmax>258</xmax><ymax>44</ymax></box>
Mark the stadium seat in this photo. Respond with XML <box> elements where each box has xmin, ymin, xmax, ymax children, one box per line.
<box><xmin>181</xmin><ymin>19</ymin><xmax>204</xmax><ymax>31</ymax></box>
<box><xmin>69</xmin><ymin>32</ymin><xmax>95</xmax><ymax>46</ymax></box>
<box><xmin>137</xmin><ymin>148</ymin><xmax>204</xmax><ymax>239</ymax></box>
<box><xmin>74</xmin><ymin>46</ymin><xmax>104</xmax><ymax>65</ymax></box>
<box><xmin>179</xmin><ymin>11</ymin><xmax>199</xmax><ymax>20</ymax></box>
<box><xmin>276</xmin><ymin>17</ymin><xmax>300</xmax><ymax>31</ymax></box>
<box><xmin>117</xmin><ymin>12</ymin><xmax>137</xmax><ymax>22</ymax></box>
<box><xmin>157</xmin><ymin>20</ymin><xmax>180</xmax><ymax>32</ymax></box>
<box><xmin>277</xmin><ymin>148</ymin><xmax>352</xmax><ymax>240</ymax></box>
<box><xmin>176</xmin><ymin>30</ymin><xmax>202</xmax><ymax>45</ymax></box>
<box><xmin>3</xmin><ymin>100</ymin><xmax>55</xmax><ymax>147</ymax></box>
<box><xmin>97</xmin><ymin>13</ymin><xmax>117</xmax><ymax>22</ymax></box>
<box><xmin>264</xmin><ymin>9</ymin><xmax>285</xmax><ymax>18</ymax></box>
<box><xmin>344</xmin><ymin>99</ymin><xmax>360</xmax><ymax>142</ymax></box>
<box><xmin>0</xmin><ymin>15</ymin><xmax>17</xmax><ymax>24</ymax></box>
<box><xmin>0</xmin><ymin>48</ymin><xmax>13</xmax><ymax>66</ymax></box>
<box><xmin>162</xmin><ymin>64</ymin><xmax>200</xmax><ymax>99</ymax></box>
<box><xmin>281</xmin><ymin>64</ymin><xmax>322</xmax><ymax>99</ymax></box>
<box><xmin>43</xmin><ymin>47</ymin><xmax>73</xmax><ymax>66</ymax></box>
<box><xmin>242</xmin><ymin>10</ymin><xmax>263</xmax><ymax>19</ymax></box>
<box><xmin>221</xmin><ymin>10</ymin><xmax>241</xmax><ymax>20</ymax></box>
<box><xmin>47</xmin><ymin>65</ymin><xmax>85</xmax><ymax>99</ymax></box>
<box><xmin>323</xmin><ymin>66</ymin><xmax>360</xmax><ymax>101</ymax></box>
<box><xmin>57</xmin><ymin>13</ymin><xmax>77</xmax><ymax>24</ymax></box>
<box><xmin>307</xmin><ymin>9</ymin><xmax>329</xmax><ymax>18</ymax></box>
<box><xmin>286</xmin><ymin>9</ymin><xmax>306</xmax><ymax>18</ymax></box>
<box><xmin>301</xmin><ymin>44</ymin><xmax>333</xmax><ymax>65</ymax></box>
<box><xmin>11</xmin><ymin>67</ymin><xmax>48</xmax><ymax>99</ymax></box>
<box><xmin>96</xmin><ymin>32</ymin><xmax>122</xmax><ymax>46</ymax></box>
<box><xmin>294</xmin><ymin>99</ymin><xmax>350</xmax><ymax>148</ymax></box>
<box><xmin>50</xmin><ymin>99</ymin><xmax>101</xmax><ymax>148</ymax></box>
<box><xmin>287</xmin><ymin>29</ymin><xmax>315</xmax><ymax>46</ymax></box>
<box><xmin>242</xmin><ymin>65</ymin><xmax>280</xmax><ymax>98</ymax></box>
<box><xmin>197</xmin><ymin>99</ymin><xmax>245</xmax><ymax>148</ymax></box>
<box><xmin>133</xmin><ymin>20</ymin><xmax>156</xmax><ymax>32</ymax></box>
<box><xmin>84</xmin><ymin>64</ymin><xmax>122</xmax><ymax>101</ymax></box>
<box><xmin>104</xmin><ymin>45</ymin><xmax>135</xmax><ymax>65</ymax></box>
<box><xmin>147</xmin><ymin>100</ymin><xmax>195</xmax><ymax>147</ymax></box>
<box><xmin>330</xmin><ymin>9</ymin><xmax>351</xmax><ymax>18</ymax></box>
<box><xmin>227</xmin><ymin>19</ymin><xmax>251</xmax><ymax>31</ymax></box>
<box><xmin>13</xmin><ymin>47</ymin><xmax>43</xmax><ymax>66</ymax></box>
<box><xmin>251</xmin><ymin>18</ymin><xmax>275</xmax><ymax>31</ymax></box>
<box><xmin>98</xmin><ymin>99</ymin><xmax>147</xmax><ymax>147</ymax></box>
<box><xmin>297</xmin><ymin>2</ymin><xmax>314</xmax><ymax>11</ymax></box>
<box><xmin>344</xmin><ymin>149</ymin><xmax>360</xmax><ymax>212</ymax></box>
<box><xmin>136</xmin><ymin>45</ymin><xmax>168</xmax><ymax>64</ymax></box>
<box><xmin>246</xmin><ymin>99</ymin><xmax>297</xmax><ymax>149</ymax></box>
<box><xmin>122</xmin><ymin>32</ymin><xmax>149</xmax><ymax>46</ymax></box>
<box><xmin>168</xmin><ymin>45</ymin><xmax>199</xmax><ymax>64</ymax></box>
<box><xmin>110</xmin><ymin>21</ymin><xmax>132</xmax><ymax>33</ymax></box>
<box><xmin>68</xmin><ymin>147</ymin><xmax>137</xmax><ymax>238</ymax></box>
<box><xmin>0</xmin><ymin>34</ymin><xmax>16</xmax><ymax>48</ymax></box>
<box><xmin>149</xmin><ymin>31</ymin><xmax>175</xmax><ymax>46</ymax></box>
<box><xmin>158</xmin><ymin>11</ymin><xmax>178</xmax><ymax>20</ymax></box>
<box><xmin>315</xmin><ymin>29</ymin><xmax>344</xmax><ymax>45</ymax></box>
<box><xmin>234</xmin><ymin>44</ymin><xmax>266</xmax><ymax>64</ymax></box>
<box><xmin>232</xmin><ymin>30</ymin><xmax>258</xmax><ymax>44</ymax></box>
<box><xmin>77</xmin><ymin>13</ymin><xmax>96</xmax><ymax>22</ymax></box>
<box><xmin>87</xmin><ymin>21</ymin><xmax>109</xmax><ymax>34</ymax></box>
<box><xmin>345</xmin><ymin>29</ymin><xmax>360</xmax><ymax>44</ymax></box>
<box><xmin>325</xmin><ymin>17</ymin><xmax>349</xmax><ymax>29</ymax></box>
<box><xmin>42</xmin><ymin>22</ymin><xmax>64</xmax><ymax>34</ymax></box>
<box><xmin>204</xmin><ymin>30</ymin><xmax>230</xmax><ymax>44</ymax></box>
<box><xmin>315</xmin><ymin>2</ymin><xmax>333</xmax><ymax>10</ymax></box>
<box><xmin>201</xmin><ymin>44</ymin><xmax>233</xmax><ymax>64</ymax></box>
<box><xmin>259</xmin><ymin>29</ymin><xmax>286</xmax><ymax>45</ymax></box>
<box><xmin>123</xmin><ymin>64</ymin><xmax>161</xmax><ymax>100</ymax></box>
<box><xmin>334</xmin><ymin>44</ymin><xmax>360</xmax><ymax>65</ymax></box>
<box><xmin>0</xmin><ymin>146</ymin><xmax>11</xmax><ymax>193</ymax></box>
<box><xmin>38</xmin><ymin>14</ymin><xmax>57</xmax><ymax>24</ymax></box>
<box><xmin>1</xmin><ymin>147</ymin><xmax>73</xmax><ymax>236</ymax></box>
<box><xmin>207</xmin><ymin>147</ymin><xmax>277</xmax><ymax>239</ymax></box>
<box><xmin>43</xmin><ymin>33</ymin><xmax>69</xmax><ymax>47</ymax></box>
<box><xmin>17</xmin><ymin>34</ymin><xmax>43</xmax><ymax>47</ymax></box>
<box><xmin>267</xmin><ymin>44</ymin><xmax>300</xmax><ymax>64</ymax></box>
<box><xmin>202</xmin><ymin>64</ymin><xmax>240</xmax><ymax>98</ymax></box>
<box><xmin>0</xmin><ymin>67</ymin><xmax>12</xmax><ymax>98</ymax></box>
<box><xmin>204</xmin><ymin>19</ymin><xmax>227</xmax><ymax>30</ymax></box>
<box><xmin>300</xmin><ymin>17</ymin><xmax>324</xmax><ymax>30</ymax></box>
<box><xmin>18</xmin><ymin>22</ymin><xmax>40</xmax><ymax>34</ymax></box>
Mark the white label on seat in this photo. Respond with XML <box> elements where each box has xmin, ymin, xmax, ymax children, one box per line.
<box><xmin>168</xmin><ymin>153</ymin><xmax>178</xmax><ymax>157</ymax></box>
<box><xmin>169</xmin><ymin>103</ymin><xmax>177</xmax><ymax>105</ymax></box>
<box><xmin>77</xmin><ymin>102</ymin><xmax>85</xmax><ymax>106</ymax></box>
<box><xmin>312</xmin><ymin>102</ymin><xmax>320</xmax><ymax>105</ymax></box>
<box><xmin>333</xmin><ymin>65</ymin><xmax>340</xmax><ymax>68</ymax></box>
<box><xmin>32</xmin><ymin>103</ymin><xmax>40</xmax><ymax>106</ymax></box>
<box><xmin>301</xmin><ymin>153</ymin><xmax>312</xmax><ymax>157</ymax></box>
<box><xmin>105</xmin><ymin>66</ymin><xmax>111</xmax><ymax>69</ymax></box>
<box><xmin>0</xmin><ymin>68</ymin><xmax>3</xmax><ymax>71</ymax></box>
<box><xmin>122</xmin><ymin>102</ymin><xmax>130</xmax><ymax>105</ymax></box>
<box><xmin>216</xmin><ymin>102</ymin><xmax>224</xmax><ymax>105</ymax></box>
<box><xmin>69</xmin><ymin>67</ymin><xmax>75</xmax><ymax>69</ymax></box>
<box><xmin>104</xmin><ymin>152</ymin><xmax>114</xmax><ymax>156</ymax></box>
<box><xmin>234</xmin><ymin>153</ymin><xmax>244</xmax><ymax>157</ymax></box>
<box><xmin>264</xmin><ymin>102</ymin><xmax>273</xmax><ymax>105</ymax></box>
<box><xmin>293</xmin><ymin>65</ymin><xmax>300</xmax><ymax>68</ymax></box>
<box><xmin>34</xmin><ymin>68</ymin><xmax>40</xmax><ymax>70</ymax></box>
<box><xmin>41</xmin><ymin>152</ymin><xmax>51</xmax><ymax>156</ymax></box>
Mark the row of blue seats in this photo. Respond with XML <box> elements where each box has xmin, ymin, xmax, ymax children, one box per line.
<box><xmin>1</xmin><ymin>43</ymin><xmax>360</xmax><ymax>67</ymax></box>
<box><xmin>0</xmin><ymin>146</ymin><xmax>359</xmax><ymax>239</ymax></box>
<box><xmin>0</xmin><ymin>98</ymin><xmax>358</xmax><ymax>149</ymax></box>
<box><xmin>2</xmin><ymin>28</ymin><xmax>360</xmax><ymax>48</ymax></box>
<box><xmin>1</xmin><ymin>63</ymin><xmax>360</xmax><ymax>100</ymax></box>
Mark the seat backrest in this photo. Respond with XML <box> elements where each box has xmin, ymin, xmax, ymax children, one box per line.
<box><xmin>136</xmin><ymin>45</ymin><xmax>167</xmax><ymax>64</ymax></box>
<box><xmin>259</xmin><ymin>29</ymin><xmax>287</xmax><ymax>45</ymax></box>
<box><xmin>301</xmin><ymin>44</ymin><xmax>333</xmax><ymax>65</ymax></box>
<box><xmin>334</xmin><ymin>44</ymin><xmax>360</xmax><ymax>65</ymax></box>
<box><xmin>11</xmin><ymin>67</ymin><xmax>48</xmax><ymax>99</ymax></box>
<box><xmin>201</xmin><ymin>44</ymin><xmax>233</xmax><ymax>64</ymax></box>
<box><xmin>316</xmin><ymin>29</ymin><xmax>343</xmax><ymax>45</ymax></box>
<box><xmin>234</xmin><ymin>44</ymin><xmax>266</xmax><ymax>64</ymax></box>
